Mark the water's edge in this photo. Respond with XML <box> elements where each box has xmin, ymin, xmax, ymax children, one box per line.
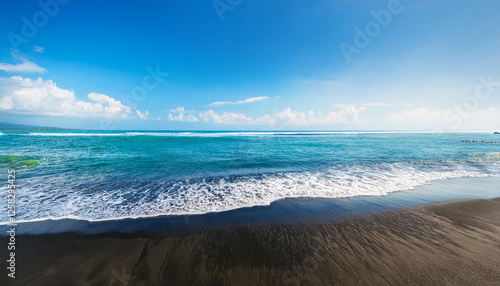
<box><xmin>4</xmin><ymin>176</ymin><xmax>499</xmax><ymax>235</ymax></box>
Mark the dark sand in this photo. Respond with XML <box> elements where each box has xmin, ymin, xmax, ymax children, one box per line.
<box><xmin>1</xmin><ymin>198</ymin><xmax>499</xmax><ymax>285</ymax></box>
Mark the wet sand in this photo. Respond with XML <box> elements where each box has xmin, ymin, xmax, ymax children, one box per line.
<box><xmin>1</xmin><ymin>198</ymin><xmax>499</xmax><ymax>285</ymax></box>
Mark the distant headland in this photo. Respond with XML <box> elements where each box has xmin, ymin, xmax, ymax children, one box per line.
<box><xmin>0</xmin><ymin>122</ymin><xmax>74</xmax><ymax>131</ymax></box>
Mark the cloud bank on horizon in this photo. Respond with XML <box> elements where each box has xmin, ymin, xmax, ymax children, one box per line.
<box><xmin>0</xmin><ymin>0</ymin><xmax>499</xmax><ymax>130</ymax></box>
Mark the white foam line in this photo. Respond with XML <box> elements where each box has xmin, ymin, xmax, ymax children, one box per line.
<box><xmin>1</xmin><ymin>173</ymin><xmax>495</xmax><ymax>225</ymax></box>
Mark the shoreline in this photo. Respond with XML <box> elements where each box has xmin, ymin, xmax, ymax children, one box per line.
<box><xmin>3</xmin><ymin>176</ymin><xmax>500</xmax><ymax>235</ymax></box>
<box><xmin>1</xmin><ymin>197</ymin><xmax>499</xmax><ymax>285</ymax></box>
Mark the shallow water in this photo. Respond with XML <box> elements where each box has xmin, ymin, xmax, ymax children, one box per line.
<box><xmin>1</xmin><ymin>130</ymin><xmax>499</xmax><ymax>223</ymax></box>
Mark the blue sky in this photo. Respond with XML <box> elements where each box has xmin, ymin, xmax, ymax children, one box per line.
<box><xmin>0</xmin><ymin>0</ymin><xmax>499</xmax><ymax>130</ymax></box>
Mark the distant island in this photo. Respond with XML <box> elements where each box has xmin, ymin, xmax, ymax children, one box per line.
<box><xmin>0</xmin><ymin>121</ymin><xmax>68</xmax><ymax>130</ymax></box>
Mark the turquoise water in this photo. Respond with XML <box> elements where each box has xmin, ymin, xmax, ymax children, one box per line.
<box><xmin>1</xmin><ymin>130</ymin><xmax>499</xmax><ymax>223</ymax></box>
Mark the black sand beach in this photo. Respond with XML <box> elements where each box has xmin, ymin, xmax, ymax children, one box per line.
<box><xmin>1</xmin><ymin>197</ymin><xmax>499</xmax><ymax>285</ymax></box>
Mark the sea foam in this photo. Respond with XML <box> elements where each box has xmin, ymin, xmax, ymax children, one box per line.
<box><xmin>0</xmin><ymin>161</ymin><xmax>496</xmax><ymax>224</ymax></box>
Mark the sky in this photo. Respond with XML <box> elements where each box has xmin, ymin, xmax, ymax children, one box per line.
<box><xmin>0</xmin><ymin>0</ymin><xmax>499</xmax><ymax>130</ymax></box>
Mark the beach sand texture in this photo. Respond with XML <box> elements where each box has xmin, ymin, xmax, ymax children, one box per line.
<box><xmin>1</xmin><ymin>198</ymin><xmax>499</xmax><ymax>285</ymax></box>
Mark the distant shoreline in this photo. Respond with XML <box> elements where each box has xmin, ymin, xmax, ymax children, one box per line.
<box><xmin>1</xmin><ymin>129</ymin><xmax>498</xmax><ymax>134</ymax></box>
<box><xmin>0</xmin><ymin>128</ymin><xmax>82</xmax><ymax>131</ymax></box>
<box><xmin>0</xmin><ymin>121</ymin><xmax>498</xmax><ymax>133</ymax></box>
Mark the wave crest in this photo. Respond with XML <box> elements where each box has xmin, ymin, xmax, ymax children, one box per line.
<box><xmin>1</xmin><ymin>161</ymin><xmax>496</xmax><ymax>224</ymax></box>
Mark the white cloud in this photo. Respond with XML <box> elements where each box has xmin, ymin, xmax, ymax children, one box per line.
<box><xmin>168</xmin><ymin>107</ymin><xmax>199</xmax><ymax>122</ymax></box>
<box><xmin>0</xmin><ymin>50</ymin><xmax>47</xmax><ymax>73</ymax></box>
<box><xmin>293</xmin><ymin>105</ymin><xmax>365</xmax><ymax>125</ymax></box>
<box><xmin>0</xmin><ymin>60</ymin><xmax>47</xmax><ymax>73</ymax></box>
<box><xmin>255</xmin><ymin>108</ymin><xmax>308</xmax><ymax>125</ymax></box>
<box><xmin>136</xmin><ymin>110</ymin><xmax>149</xmax><ymax>120</ymax></box>
<box><xmin>166</xmin><ymin>105</ymin><xmax>366</xmax><ymax>126</ymax></box>
<box><xmin>209</xmin><ymin>96</ymin><xmax>269</xmax><ymax>106</ymax></box>
<box><xmin>0</xmin><ymin>76</ymin><xmax>133</xmax><ymax>119</ymax></box>
<box><xmin>199</xmin><ymin>109</ymin><xmax>254</xmax><ymax>124</ymax></box>
<box><xmin>33</xmin><ymin>46</ymin><xmax>45</xmax><ymax>53</ymax></box>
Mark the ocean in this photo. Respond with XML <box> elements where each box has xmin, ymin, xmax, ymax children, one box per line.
<box><xmin>1</xmin><ymin>130</ymin><xmax>499</xmax><ymax>224</ymax></box>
